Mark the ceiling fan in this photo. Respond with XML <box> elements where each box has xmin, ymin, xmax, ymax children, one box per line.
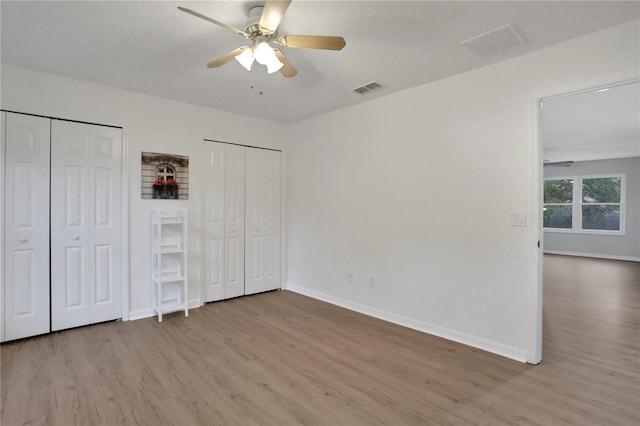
<box><xmin>178</xmin><ymin>0</ymin><xmax>346</xmax><ymax>78</ymax></box>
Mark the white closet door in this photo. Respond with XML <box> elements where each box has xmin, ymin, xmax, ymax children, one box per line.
<box><xmin>224</xmin><ymin>145</ymin><xmax>245</xmax><ymax>299</ymax></box>
<box><xmin>203</xmin><ymin>141</ymin><xmax>226</xmax><ymax>302</ymax></box>
<box><xmin>51</xmin><ymin>120</ymin><xmax>122</xmax><ymax>331</ymax></box>
<box><xmin>245</xmin><ymin>148</ymin><xmax>281</xmax><ymax>295</ymax></box>
<box><xmin>3</xmin><ymin>112</ymin><xmax>51</xmax><ymax>340</ymax></box>
<box><xmin>88</xmin><ymin>125</ymin><xmax>122</xmax><ymax>324</ymax></box>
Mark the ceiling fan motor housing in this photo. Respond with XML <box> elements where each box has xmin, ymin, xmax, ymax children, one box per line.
<box><xmin>245</xmin><ymin>6</ymin><xmax>277</xmax><ymax>39</ymax></box>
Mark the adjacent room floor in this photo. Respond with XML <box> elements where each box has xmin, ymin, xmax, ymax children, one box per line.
<box><xmin>1</xmin><ymin>254</ymin><xmax>639</xmax><ymax>425</ymax></box>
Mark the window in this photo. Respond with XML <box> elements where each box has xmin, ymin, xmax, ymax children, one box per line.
<box><xmin>581</xmin><ymin>177</ymin><xmax>622</xmax><ymax>231</ymax></box>
<box><xmin>156</xmin><ymin>164</ymin><xmax>176</xmax><ymax>181</ymax></box>
<box><xmin>543</xmin><ymin>175</ymin><xmax>624</xmax><ymax>234</ymax></box>
<box><xmin>543</xmin><ymin>179</ymin><xmax>573</xmax><ymax>229</ymax></box>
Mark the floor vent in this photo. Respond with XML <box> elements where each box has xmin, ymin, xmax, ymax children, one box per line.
<box><xmin>352</xmin><ymin>81</ymin><xmax>384</xmax><ymax>95</ymax></box>
<box><xmin>460</xmin><ymin>23</ymin><xmax>526</xmax><ymax>58</ymax></box>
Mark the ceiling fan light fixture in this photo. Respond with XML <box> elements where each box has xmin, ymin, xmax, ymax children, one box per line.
<box><xmin>254</xmin><ymin>42</ymin><xmax>283</xmax><ymax>74</ymax></box>
<box><xmin>235</xmin><ymin>47</ymin><xmax>254</xmax><ymax>71</ymax></box>
<box><xmin>265</xmin><ymin>59</ymin><xmax>284</xmax><ymax>74</ymax></box>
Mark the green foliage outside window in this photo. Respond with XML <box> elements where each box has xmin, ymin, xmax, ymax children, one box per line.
<box><xmin>544</xmin><ymin>179</ymin><xmax>573</xmax><ymax>203</ymax></box>
<box><xmin>582</xmin><ymin>177</ymin><xmax>621</xmax><ymax>203</ymax></box>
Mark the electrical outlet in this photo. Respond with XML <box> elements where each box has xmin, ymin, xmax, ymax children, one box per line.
<box><xmin>347</xmin><ymin>272</ymin><xmax>353</xmax><ymax>282</ymax></box>
<box><xmin>369</xmin><ymin>277</ymin><xmax>375</xmax><ymax>288</ymax></box>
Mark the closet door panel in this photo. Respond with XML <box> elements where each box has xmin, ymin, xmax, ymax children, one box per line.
<box><xmin>51</xmin><ymin>121</ymin><xmax>92</xmax><ymax>330</ymax></box>
<box><xmin>263</xmin><ymin>150</ymin><xmax>281</xmax><ymax>291</ymax></box>
<box><xmin>245</xmin><ymin>148</ymin><xmax>281</xmax><ymax>295</ymax></box>
<box><xmin>245</xmin><ymin>148</ymin><xmax>264</xmax><ymax>287</ymax></box>
<box><xmin>51</xmin><ymin>121</ymin><xmax>122</xmax><ymax>331</ymax></box>
<box><xmin>224</xmin><ymin>145</ymin><xmax>245</xmax><ymax>299</ymax></box>
<box><xmin>203</xmin><ymin>142</ymin><xmax>226</xmax><ymax>302</ymax></box>
<box><xmin>64</xmin><ymin>247</ymin><xmax>86</xmax><ymax>308</ymax></box>
<box><xmin>3</xmin><ymin>113</ymin><xmax>51</xmax><ymax>340</ymax></box>
<box><xmin>89</xmin><ymin>125</ymin><xmax>122</xmax><ymax>324</ymax></box>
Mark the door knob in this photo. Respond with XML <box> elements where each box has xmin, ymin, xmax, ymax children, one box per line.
<box><xmin>19</xmin><ymin>237</ymin><xmax>29</xmax><ymax>243</ymax></box>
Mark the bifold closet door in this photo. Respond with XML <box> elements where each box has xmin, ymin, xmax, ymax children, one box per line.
<box><xmin>50</xmin><ymin>120</ymin><xmax>122</xmax><ymax>331</ymax></box>
<box><xmin>202</xmin><ymin>142</ymin><xmax>281</xmax><ymax>301</ymax></box>
<box><xmin>203</xmin><ymin>142</ymin><xmax>245</xmax><ymax>301</ymax></box>
<box><xmin>245</xmin><ymin>148</ymin><xmax>281</xmax><ymax>295</ymax></box>
<box><xmin>3</xmin><ymin>112</ymin><xmax>51</xmax><ymax>340</ymax></box>
<box><xmin>224</xmin><ymin>145</ymin><xmax>246</xmax><ymax>299</ymax></box>
<box><xmin>203</xmin><ymin>141</ymin><xmax>226</xmax><ymax>302</ymax></box>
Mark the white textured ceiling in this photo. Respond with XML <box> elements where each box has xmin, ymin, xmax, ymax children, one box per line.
<box><xmin>543</xmin><ymin>81</ymin><xmax>640</xmax><ymax>163</ymax></box>
<box><xmin>1</xmin><ymin>1</ymin><xmax>639</xmax><ymax>123</ymax></box>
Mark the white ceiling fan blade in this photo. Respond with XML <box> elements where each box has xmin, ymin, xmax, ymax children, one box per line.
<box><xmin>178</xmin><ymin>7</ymin><xmax>248</xmax><ymax>38</ymax></box>
<box><xmin>259</xmin><ymin>0</ymin><xmax>292</xmax><ymax>34</ymax></box>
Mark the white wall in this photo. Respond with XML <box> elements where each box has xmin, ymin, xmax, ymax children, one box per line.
<box><xmin>544</xmin><ymin>157</ymin><xmax>640</xmax><ymax>260</ymax></box>
<box><xmin>285</xmin><ymin>20</ymin><xmax>640</xmax><ymax>362</ymax></box>
<box><xmin>1</xmin><ymin>64</ymin><xmax>287</xmax><ymax>319</ymax></box>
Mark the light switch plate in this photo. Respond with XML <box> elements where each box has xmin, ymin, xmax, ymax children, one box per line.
<box><xmin>510</xmin><ymin>212</ymin><xmax>526</xmax><ymax>227</ymax></box>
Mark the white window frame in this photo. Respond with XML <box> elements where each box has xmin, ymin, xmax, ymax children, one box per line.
<box><xmin>544</xmin><ymin>173</ymin><xmax>625</xmax><ymax>235</ymax></box>
<box><xmin>156</xmin><ymin>163</ymin><xmax>176</xmax><ymax>181</ymax></box>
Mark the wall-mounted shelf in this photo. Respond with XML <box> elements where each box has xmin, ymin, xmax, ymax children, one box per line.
<box><xmin>151</xmin><ymin>208</ymin><xmax>188</xmax><ymax>322</ymax></box>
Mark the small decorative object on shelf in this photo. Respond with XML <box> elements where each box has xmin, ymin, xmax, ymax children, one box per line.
<box><xmin>151</xmin><ymin>208</ymin><xmax>188</xmax><ymax>322</ymax></box>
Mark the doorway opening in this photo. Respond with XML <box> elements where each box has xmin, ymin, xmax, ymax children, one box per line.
<box><xmin>537</xmin><ymin>80</ymin><xmax>640</xmax><ymax>361</ymax></box>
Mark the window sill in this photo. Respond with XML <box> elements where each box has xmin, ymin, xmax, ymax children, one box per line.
<box><xmin>544</xmin><ymin>229</ymin><xmax>625</xmax><ymax>236</ymax></box>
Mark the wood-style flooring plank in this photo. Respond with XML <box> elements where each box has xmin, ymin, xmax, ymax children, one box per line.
<box><xmin>1</xmin><ymin>254</ymin><xmax>639</xmax><ymax>425</ymax></box>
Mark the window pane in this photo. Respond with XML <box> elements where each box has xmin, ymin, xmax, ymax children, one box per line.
<box><xmin>582</xmin><ymin>205</ymin><xmax>620</xmax><ymax>230</ymax></box>
<box><xmin>582</xmin><ymin>177</ymin><xmax>621</xmax><ymax>203</ymax></box>
<box><xmin>544</xmin><ymin>179</ymin><xmax>573</xmax><ymax>203</ymax></box>
<box><xmin>543</xmin><ymin>205</ymin><xmax>572</xmax><ymax>228</ymax></box>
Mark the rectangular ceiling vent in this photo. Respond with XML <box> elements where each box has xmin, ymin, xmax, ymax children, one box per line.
<box><xmin>352</xmin><ymin>81</ymin><xmax>385</xmax><ymax>95</ymax></box>
<box><xmin>460</xmin><ymin>23</ymin><xmax>526</xmax><ymax>58</ymax></box>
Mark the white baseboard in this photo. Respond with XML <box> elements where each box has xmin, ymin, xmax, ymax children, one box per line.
<box><xmin>544</xmin><ymin>250</ymin><xmax>640</xmax><ymax>262</ymax></box>
<box><xmin>129</xmin><ymin>298</ymin><xmax>201</xmax><ymax>321</ymax></box>
<box><xmin>286</xmin><ymin>283</ymin><xmax>527</xmax><ymax>363</ymax></box>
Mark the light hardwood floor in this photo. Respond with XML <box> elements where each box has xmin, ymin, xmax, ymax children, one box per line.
<box><xmin>1</xmin><ymin>254</ymin><xmax>639</xmax><ymax>425</ymax></box>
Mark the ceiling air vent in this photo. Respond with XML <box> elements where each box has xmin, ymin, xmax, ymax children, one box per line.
<box><xmin>352</xmin><ymin>81</ymin><xmax>384</xmax><ymax>95</ymax></box>
<box><xmin>460</xmin><ymin>23</ymin><xmax>526</xmax><ymax>58</ymax></box>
